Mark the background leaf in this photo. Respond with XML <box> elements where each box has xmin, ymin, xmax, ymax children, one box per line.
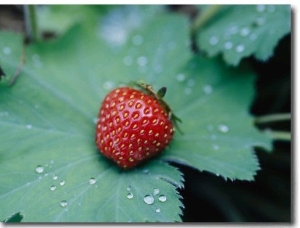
<box><xmin>197</xmin><ymin>5</ymin><xmax>291</xmax><ymax>65</ymax></box>
<box><xmin>0</xmin><ymin>5</ymin><xmax>271</xmax><ymax>222</ymax></box>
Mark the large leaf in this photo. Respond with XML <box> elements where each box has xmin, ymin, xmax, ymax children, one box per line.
<box><xmin>197</xmin><ymin>5</ymin><xmax>291</xmax><ymax>65</ymax></box>
<box><xmin>0</xmin><ymin>5</ymin><xmax>271</xmax><ymax>222</ymax></box>
<box><xmin>161</xmin><ymin>56</ymin><xmax>271</xmax><ymax>181</ymax></box>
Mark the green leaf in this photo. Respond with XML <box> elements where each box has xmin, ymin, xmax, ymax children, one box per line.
<box><xmin>0</xmin><ymin>7</ymin><xmax>188</xmax><ymax>222</ymax></box>
<box><xmin>160</xmin><ymin>56</ymin><xmax>272</xmax><ymax>181</ymax></box>
<box><xmin>197</xmin><ymin>5</ymin><xmax>291</xmax><ymax>65</ymax></box>
<box><xmin>0</xmin><ymin>5</ymin><xmax>271</xmax><ymax>222</ymax></box>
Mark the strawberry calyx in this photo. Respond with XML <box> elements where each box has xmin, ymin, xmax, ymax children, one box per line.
<box><xmin>131</xmin><ymin>81</ymin><xmax>183</xmax><ymax>134</ymax></box>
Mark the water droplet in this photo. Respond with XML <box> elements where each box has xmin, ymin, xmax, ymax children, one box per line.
<box><xmin>255</xmin><ymin>17</ymin><xmax>265</xmax><ymax>26</ymax></box>
<box><xmin>35</xmin><ymin>165</ymin><xmax>44</xmax><ymax>174</ymax></box>
<box><xmin>176</xmin><ymin>73</ymin><xmax>185</xmax><ymax>82</ymax></box>
<box><xmin>123</xmin><ymin>56</ymin><xmax>133</xmax><ymax>66</ymax></box>
<box><xmin>127</xmin><ymin>192</ymin><xmax>134</xmax><ymax>199</ymax></box>
<box><xmin>126</xmin><ymin>186</ymin><xmax>131</xmax><ymax>191</ymax></box>
<box><xmin>137</xmin><ymin>56</ymin><xmax>148</xmax><ymax>67</ymax></box>
<box><xmin>60</xmin><ymin>200</ymin><xmax>68</xmax><ymax>208</ymax></box>
<box><xmin>53</xmin><ymin>175</ymin><xmax>58</xmax><ymax>180</ymax></box>
<box><xmin>153</xmin><ymin>188</ymin><xmax>160</xmax><ymax>196</ymax></box>
<box><xmin>32</xmin><ymin>54</ymin><xmax>43</xmax><ymax>68</ymax></box>
<box><xmin>50</xmin><ymin>185</ymin><xmax>56</xmax><ymax>191</ymax></box>
<box><xmin>216</xmin><ymin>173</ymin><xmax>220</xmax><ymax>177</ymax></box>
<box><xmin>209</xmin><ymin>36</ymin><xmax>219</xmax><ymax>45</ymax></box>
<box><xmin>132</xmin><ymin>34</ymin><xmax>143</xmax><ymax>46</ymax></box>
<box><xmin>143</xmin><ymin>195</ymin><xmax>154</xmax><ymax>205</ymax></box>
<box><xmin>103</xmin><ymin>81</ymin><xmax>115</xmax><ymax>90</ymax></box>
<box><xmin>143</xmin><ymin>169</ymin><xmax>149</xmax><ymax>174</ymax></box>
<box><xmin>240</xmin><ymin>27</ymin><xmax>250</xmax><ymax>37</ymax></box>
<box><xmin>218</xmin><ymin>124</ymin><xmax>229</xmax><ymax>133</ymax></box>
<box><xmin>236</xmin><ymin>44</ymin><xmax>245</xmax><ymax>53</ymax></box>
<box><xmin>89</xmin><ymin>178</ymin><xmax>96</xmax><ymax>185</ymax></box>
<box><xmin>155</xmin><ymin>208</ymin><xmax>161</xmax><ymax>213</ymax></box>
<box><xmin>224</xmin><ymin>41</ymin><xmax>233</xmax><ymax>50</ymax></box>
<box><xmin>250</xmin><ymin>33</ymin><xmax>257</xmax><ymax>40</ymax></box>
<box><xmin>3</xmin><ymin>46</ymin><xmax>11</xmax><ymax>55</ymax></box>
<box><xmin>227</xmin><ymin>25</ymin><xmax>239</xmax><ymax>35</ymax></box>
<box><xmin>267</xmin><ymin>5</ymin><xmax>276</xmax><ymax>13</ymax></box>
<box><xmin>213</xmin><ymin>144</ymin><xmax>219</xmax><ymax>150</ymax></box>
<box><xmin>203</xmin><ymin>84</ymin><xmax>213</xmax><ymax>94</ymax></box>
<box><xmin>158</xmin><ymin>195</ymin><xmax>167</xmax><ymax>202</ymax></box>
<box><xmin>59</xmin><ymin>180</ymin><xmax>65</xmax><ymax>186</ymax></box>
<box><xmin>256</xmin><ymin>4</ymin><xmax>266</xmax><ymax>12</ymax></box>
<box><xmin>26</xmin><ymin>124</ymin><xmax>32</xmax><ymax>129</ymax></box>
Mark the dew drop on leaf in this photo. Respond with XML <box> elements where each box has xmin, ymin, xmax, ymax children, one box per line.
<box><xmin>143</xmin><ymin>195</ymin><xmax>154</xmax><ymax>205</ymax></box>
<box><xmin>53</xmin><ymin>175</ymin><xmax>58</xmax><ymax>180</ymax></box>
<box><xmin>240</xmin><ymin>27</ymin><xmax>250</xmax><ymax>37</ymax></box>
<box><xmin>176</xmin><ymin>73</ymin><xmax>185</xmax><ymax>82</ymax></box>
<box><xmin>236</xmin><ymin>44</ymin><xmax>245</xmax><ymax>53</ymax></box>
<box><xmin>218</xmin><ymin>124</ymin><xmax>229</xmax><ymax>133</ymax></box>
<box><xmin>103</xmin><ymin>81</ymin><xmax>115</xmax><ymax>90</ymax></box>
<box><xmin>35</xmin><ymin>165</ymin><xmax>44</xmax><ymax>174</ymax></box>
<box><xmin>126</xmin><ymin>186</ymin><xmax>131</xmax><ymax>191</ymax></box>
<box><xmin>127</xmin><ymin>192</ymin><xmax>134</xmax><ymax>199</ymax></box>
<box><xmin>203</xmin><ymin>84</ymin><xmax>213</xmax><ymax>94</ymax></box>
<box><xmin>50</xmin><ymin>185</ymin><xmax>56</xmax><ymax>191</ymax></box>
<box><xmin>255</xmin><ymin>17</ymin><xmax>265</xmax><ymax>26</ymax></box>
<box><xmin>267</xmin><ymin>5</ymin><xmax>276</xmax><ymax>13</ymax></box>
<box><xmin>142</xmin><ymin>169</ymin><xmax>149</xmax><ymax>174</ymax></box>
<box><xmin>59</xmin><ymin>180</ymin><xmax>66</xmax><ymax>186</ymax></box>
<box><xmin>155</xmin><ymin>208</ymin><xmax>161</xmax><ymax>213</ymax></box>
<box><xmin>137</xmin><ymin>56</ymin><xmax>148</xmax><ymax>67</ymax></box>
<box><xmin>60</xmin><ymin>200</ymin><xmax>68</xmax><ymax>208</ymax></box>
<box><xmin>209</xmin><ymin>36</ymin><xmax>219</xmax><ymax>45</ymax></box>
<box><xmin>158</xmin><ymin>195</ymin><xmax>167</xmax><ymax>202</ymax></box>
<box><xmin>89</xmin><ymin>178</ymin><xmax>96</xmax><ymax>185</ymax></box>
<box><xmin>256</xmin><ymin>4</ymin><xmax>266</xmax><ymax>12</ymax></box>
<box><xmin>224</xmin><ymin>41</ymin><xmax>233</xmax><ymax>50</ymax></box>
<box><xmin>3</xmin><ymin>46</ymin><xmax>11</xmax><ymax>55</ymax></box>
<box><xmin>213</xmin><ymin>144</ymin><xmax>220</xmax><ymax>150</ymax></box>
<box><xmin>153</xmin><ymin>188</ymin><xmax>160</xmax><ymax>196</ymax></box>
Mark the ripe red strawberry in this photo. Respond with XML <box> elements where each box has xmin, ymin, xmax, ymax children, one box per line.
<box><xmin>95</xmin><ymin>83</ymin><xmax>178</xmax><ymax>169</ymax></box>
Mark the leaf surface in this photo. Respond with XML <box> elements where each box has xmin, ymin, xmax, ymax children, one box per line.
<box><xmin>197</xmin><ymin>5</ymin><xmax>291</xmax><ymax>65</ymax></box>
<box><xmin>0</xmin><ymin>5</ymin><xmax>271</xmax><ymax>222</ymax></box>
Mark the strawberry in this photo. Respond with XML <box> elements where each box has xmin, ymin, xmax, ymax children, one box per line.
<box><xmin>95</xmin><ymin>83</ymin><xmax>179</xmax><ymax>169</ymax></box>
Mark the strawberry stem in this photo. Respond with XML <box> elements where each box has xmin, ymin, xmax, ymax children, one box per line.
<box><xmin>132</xmin><ymin>81</ymin><xmax>183</xmax><ymax>134</ymax></box>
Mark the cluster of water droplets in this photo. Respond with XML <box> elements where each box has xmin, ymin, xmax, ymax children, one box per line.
<box><xmin>206</xmin><ymin>123</ymin><xmax>230</xmax><ymax>156</ymax></box>
<box><xmin>99</xmin><ymin>6</ymin><xmax>144</xmax><ymax>47</ymax></box>
<box><xmin>34</xmin><ymin>161</ymin><xmax>99</xmax><ymax>209</ymax></box>
<box><xmin>206</xmin><ymin>5</ymin><xmax>276</xmax><ymax>56</ymax></box>
<box><xmin>126</xmin><ymin>186</ymin><xmax>167</xmax><ymax>213</ymax></box>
